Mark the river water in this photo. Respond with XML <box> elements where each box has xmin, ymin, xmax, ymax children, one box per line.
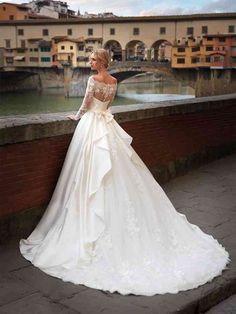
<box><xmin>0</xmin><ymin>78</ymin><xmax>194</xmax><ymax>116</ymax></box>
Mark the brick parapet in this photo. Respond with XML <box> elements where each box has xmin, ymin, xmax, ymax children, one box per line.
<box><xmin>1</xmin><ymin>93</ymin><xmax>236</xmax><ymax>242</ymax></box>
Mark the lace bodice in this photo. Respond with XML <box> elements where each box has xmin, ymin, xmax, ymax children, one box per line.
<box><xmin>75</xmin><ymin>76</ymin><xmax>117</xmax><ymax>119</ymax></box>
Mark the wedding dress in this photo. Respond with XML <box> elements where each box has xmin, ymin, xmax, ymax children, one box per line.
<box><xmin>19</xmin><ymin>76</ymin><xmax>230</xmax><ymax>296</ymax></box>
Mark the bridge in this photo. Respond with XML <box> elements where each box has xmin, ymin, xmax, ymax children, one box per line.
<box><xmin>108</xmin><ymin>61</ymin><xmax>173</xmax><ymax>81</ymax></box>
<box><xmin>1</xmin><ymin>61</ymin><xmax>236</xmax><ymax>97</ymax></box>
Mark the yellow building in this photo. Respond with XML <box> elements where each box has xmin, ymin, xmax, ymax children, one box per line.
<box><xmin>57</xmin><ymin>39</ymin><xmax>80</xmax><ymax>67</ymax></box>
<box><xmin>172</xmin><ymin>34</ymin><xmax>236</xmax><ymax>68</ymax></box>
<box><xmin>0</xmin><ymin>2</ymin><xmax>30</xmax><ymax>21</ymax></box>
<box><xmin>56</xmin><ymin>37</ymin><xmax>102</xmax><ymax>68</ymax></box>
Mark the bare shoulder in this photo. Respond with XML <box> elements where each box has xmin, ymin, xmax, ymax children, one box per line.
<box><xmin>91</xmin><ymin>74</ymin><xmax>117</xmax><ymax>85</ymax></box>
<box><xmin>110</xmin><ymin>75</ymin><xmax>117</xmax><ymax>84</ymax></box>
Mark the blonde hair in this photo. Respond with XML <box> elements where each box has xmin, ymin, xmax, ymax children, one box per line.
<box><xmin>92</xmin><ymin>48</ymin><xmax>110</xmax><ymax>68</ymax></box>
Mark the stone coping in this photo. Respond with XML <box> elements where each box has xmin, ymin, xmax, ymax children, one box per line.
<box><xmin>1</xmin><ymin>93</ymin><xmax>236</xmax><ymax>146</ymax></box>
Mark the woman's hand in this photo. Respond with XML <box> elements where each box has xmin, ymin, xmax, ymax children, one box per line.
<box><xmin>67</xmin><ymin>114</ymin><xmax>79</xmax><ymax>121</ymax></box>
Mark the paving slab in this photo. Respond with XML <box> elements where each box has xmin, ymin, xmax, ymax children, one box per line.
<box><xmin>0</xmin><ymin>153</ymin><xmax>236</xmax><ymax>314</ymax></box>
<box><xmin>204</xmin><ymin>294</ymin><xmax>236</xmax><ymax>314</ymax></box>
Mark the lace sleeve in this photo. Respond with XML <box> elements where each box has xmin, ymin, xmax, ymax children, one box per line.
<box><xmin>75</xmin><ymin>76</ymin><xmax>95</xmax><ymax>119</ymax></box>
<box><xmin>107</xmin><ymin>84</ymin><xmax>117</xmax><ymax>109</ymax></box>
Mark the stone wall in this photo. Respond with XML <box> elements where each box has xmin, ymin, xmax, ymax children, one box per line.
<box><xmin>1</xmin><ymin>94</ymin><xmax>236</xmax><ymax>242</ymax></box>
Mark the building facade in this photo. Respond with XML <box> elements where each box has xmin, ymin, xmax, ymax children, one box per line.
<box><xmin>0</xmin><ymin>13</ymin><xmax>236</xmax><ymax>68</ymax></box>
<box><xmin>172</xmin><ymin>34</ymin><xmax>236</xmax><ymax>68</ymax></box>
<box><xmin>0</xmin><ymin>2</ymin><xmax>30</xmax><ymax>21</ymax></box>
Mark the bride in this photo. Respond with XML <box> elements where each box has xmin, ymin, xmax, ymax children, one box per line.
<box><xmin>19</xmin><ymin>49</ymin><xmax>230</xmax><ymax>296</ymax></box>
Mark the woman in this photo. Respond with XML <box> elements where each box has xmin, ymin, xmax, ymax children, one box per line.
<box><xmin>19</xmin><ymin>49</ymin><xmax>230</xmax><ymax>296</ymax></box>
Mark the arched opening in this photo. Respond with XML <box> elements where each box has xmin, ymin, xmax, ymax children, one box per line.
<box><xmin>104</xmin><ymin>40</ymin><xmax>122</xmax><ymax>61</ymax></box>
<box><xmin>125</xmin><ymin>40</ymin><xmax>146</xmax><ymax>61</ymax></box>
<box><xmin>151</xmin><ymin>40</ymin><xmax>172</xmax><ymax>62</ymax></box>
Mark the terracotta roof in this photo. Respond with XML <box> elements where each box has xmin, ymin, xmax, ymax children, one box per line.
<box><xmin>28</xmin><ymin>38</ymin><xmax>43</xmax><ymax>41</ymax></box>
<box><xmin>85</xmin><ymin>37</ymin><xmax>103</xmax><ymax>41</ymax></box>
<box><xmin>0</xmin><ymin>2</ymin><xmax>29</xmax><ymax>10</ymax></box>
<box><xmin>203</xmin><ymin>34</ymin><xmax>236</xmax><ymax>38</ymax></box>
<box><xmin>29</xmin><ymin>13</ymin><xmax>56</xmax><ymax>19</ymax></box>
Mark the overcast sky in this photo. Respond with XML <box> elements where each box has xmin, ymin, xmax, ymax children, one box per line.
<box><xmin>9</xmin><ymin>0</ymin><xmax>236</xmax><ymax>16</ymax></box>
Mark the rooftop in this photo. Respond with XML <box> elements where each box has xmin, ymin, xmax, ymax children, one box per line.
<box><xmin>0</xmin><ymin>11</ymin><xmax>236</xmax><ymax>25</ymax></box>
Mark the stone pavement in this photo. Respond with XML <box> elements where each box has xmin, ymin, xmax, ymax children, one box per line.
<box><xmin>0</xmin><ymin>153</ymin><xmax>236</xmax><ymax>314</ymax></box>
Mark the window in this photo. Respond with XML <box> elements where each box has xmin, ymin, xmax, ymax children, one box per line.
<box><xmin>5</xmin><ymin>39</ymin><xmax>11</xmax><ymax>48</ymax></box>
<box><xmin>3</xmin><ymin>6</ymin><xmax>6</xmax><ymax>10</ymax></box>
<box><xmin>228</xmin><ymin>25</ymin><xmax>235</xmax><ymax>33</ymax></box>
<box><xmin>77</xmin><ymin>56</ymin><xmax>87</xmax><ymax>61</ymax></box>
<box><xmin>41</xmin><ymin>57</ymin><xmax>51</xmax><ymax>62</ymax></box>
<box><xmin>67</xmin><ymin>28</ymin><xmax>72</xmax><ymax>35</ymax></box>
<box><xmin>70</xmin><ymin>46</ymin><xmax>73</xmax><ymax>50</ymax></box>
<box><xmin>18</xmin><ymin>29</ymin><xmax>24</xmax><ymax>36</ymax></box>
<box><xmin>177</xmin><ymin>47</ymin><xmax>185</xmax><ymax>53</ymax></box>
<box><xmin>205</xmin><ymin>56</ymin><xmax>211</xmax><ymax>63</ymax></box>
<box><xmin>88</xmin><ymin>28</ymin><xmax>93</xmax><ymax>36</ymax></box>
<box><xmin>6</xmin><ymin>57</ymin><xmax>13</xmax><ymax>64</ymax></box>
<box><xmin>202</xmin><ymin>26</ymin><xmax>208</xmax><ymax>34</ymax></box>
<box><xmin>79</xmin><ymin>45</ymin><xmax>84</xmax><ymax>51</ymax></box>
<box><xmin>191</xmin><ymin>47</ymin><xmax>200</xmax><ymax>52</ymax></box>
<box><xmin>61</xmin><ymin>45</ymin><xmax>65</xmax><ymax>50</ymax></box>
<box><xmin>9</xmin><ymin>15</ymin><xmax>14</xmax><ymax>20</ymax></box>
<box><xmin>30</xmin><ymin>57</ymin><xmax>39</xmax><ymax>62</ymax></box>
<box><xmin>206</xmin><ymin>46</ymin><xmax>213</xmax><ymax>51</ymax></box>
<box><xmin>133</xmin><ymin>27</ymin><xmax>139</xmax><ymax>35</ymax></box>
<box><xmin>24</xmin><ymin>15</ymin><xmax>27</xmax><ymax>19</ymax></box>
<box><xmin>40</xmin><ymin>47</ymin><xmax>51</xmax><ymax>52</ymax></box>
<box><xmin>177</xmin><ymin>58</ymin><xmax>185</xmax><ymax>64</ymax></box>
<box><xmin>34</xmin><ymin>48</ymin><xmax>38</xmax><ymax>52</ymax></box>
<box><xmin>21</xmin><ymin>40</ymin><xmax>26</xmax><ymax>48</ymax></box>
<box><xmin>213</xmin><ymin>56</ymin><xmax>223</xmax><ymax>62</ymax></box>
<box><xmin>191</xmin><ymin>57</ymin><xmax>200</xmax><ymax>63</ymax></box>
<box><xmin>42</xmin><ymin>29</ymin><xmax>49</xmax><ymax>36</ymax></box>
<box><xmin>160</xmin><ymin>27</ymin><xmax>166</xmax><ymax>35</ymax></box>
<box><xmin>86</xmin><ymin>46</ymin><xmax>93</xmax><ymax>52</ymax></box>
<box><xmin>187</xmin><ymin>27</ymin><xmax>194</xmax><ymax>35</ymax></box>
<box><xmin>110</xmin><ymin>28</ymin><xmax>115</xmax><ymax>35</ymax></box>
<box><xmin>219</xmin><ymin>37</ymin><xmax>226</xmax><ymax>42</ymax></box>
<box><xmin>206</xmin><ymin>37</ymin><xmax>213</xmax><ymax>41</ymax></box>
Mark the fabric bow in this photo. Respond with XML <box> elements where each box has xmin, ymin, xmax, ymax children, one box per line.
<box><xmin>95</xmin><ymin>110</ymin><xmax>114</xmax><ymax>123</ymax></box>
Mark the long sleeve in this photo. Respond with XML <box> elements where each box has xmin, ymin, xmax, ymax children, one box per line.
<box><xmin>107</xmin><ymin>87</ymin><xmax>116</xmax><ymax>109</ymax></box>
<box><xmin>75</xmin><ymin>76</ymin><xmax>95</xmax><ymax>119</ymax></box>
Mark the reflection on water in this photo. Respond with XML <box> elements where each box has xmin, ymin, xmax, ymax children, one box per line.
<box><xmin>118</xmin><ymin>80</ymin><xmax>194</xmax><ymax>96</ymax></box>
<box><xmin>0</xmin><ymin>79</ymin><xmax>195</xmax><ymax>116</ymax></box>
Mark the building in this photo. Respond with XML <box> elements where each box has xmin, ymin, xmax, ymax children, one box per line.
<box><xmin>0</xmin><ymin>2</ymin><xmax>30</xmax><ymax>20</ymax></box>
<box><xmin>25</xmin><ymin>0</ymin><xmax>76</xmax><ymax>19</ymax></box>
<box><xmin>0</xmin><ymin>12</ymin><xmax>236</xmax><ymax>68</ymax></box>
<box><xmin>172</xmin><ymin>34</ymin><xmax>236</xmax><ymax>69</ymax></box>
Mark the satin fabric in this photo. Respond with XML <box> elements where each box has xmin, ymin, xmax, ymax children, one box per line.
<box><xmin>19</xmin><ymin>97</ymin><xmax>230</xmax><ymax>296</ymax></box>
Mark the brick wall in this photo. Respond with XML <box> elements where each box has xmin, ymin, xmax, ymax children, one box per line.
<box><xmin>1</xmin><ymin>95</ymin><xmax>236</xmax><ymax>238</ymax></box>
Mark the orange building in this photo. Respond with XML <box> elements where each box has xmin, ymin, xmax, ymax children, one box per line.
<box><xmin>172</xmin><ymin>34</ymin><xmax>236</xmax><ymax>69</ymax></box>
<box><xmin>0</xmin><ymin>2</ymin><xmax>30</xmax><ymax>20</ymax></box>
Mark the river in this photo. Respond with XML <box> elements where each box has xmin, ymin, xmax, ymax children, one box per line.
<box><xmin>0</xmin><ymin>78</ymin><xmax>194</xmax><ymax>116</ymax></box>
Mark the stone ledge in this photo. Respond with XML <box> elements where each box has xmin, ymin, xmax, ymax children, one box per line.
<box><xmin>1</xmin><ymin>92</ymin><xmax>236</xmax><ymax>146</ymax></box>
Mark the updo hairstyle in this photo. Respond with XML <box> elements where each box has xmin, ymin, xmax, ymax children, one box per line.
<box><xmin>92</xmin><ymin>49</ymin><xmax>110</xmax><ymax>68</ymax></box>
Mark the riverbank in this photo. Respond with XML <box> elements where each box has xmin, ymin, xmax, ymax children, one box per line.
<box><xmin>0</xmin><ymin>80</ymin><xmax>195</xmax><ymax>116</ymax></box>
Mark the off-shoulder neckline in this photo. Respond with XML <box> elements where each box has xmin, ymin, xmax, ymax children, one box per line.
<box><xmin>90</xmin><ymin>76</ymin><xmax>117</xmax><ymax>87</ymax></box>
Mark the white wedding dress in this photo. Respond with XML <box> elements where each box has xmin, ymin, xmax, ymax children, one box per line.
<box><xmin>19</xmin><ymin>76</ymin><xmax>230</xmax><ymax>296</ymax></box>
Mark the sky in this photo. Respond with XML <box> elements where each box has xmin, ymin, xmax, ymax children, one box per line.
<box><xmin>8</xmin><ymin>0</ymin><xmax>236</xmax><ymax>16</ymax></box>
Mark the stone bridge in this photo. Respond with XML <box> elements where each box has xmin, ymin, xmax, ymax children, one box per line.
<box><xmin>1</xmin><ymin>62</ymin><xmax>236</xmax><ymax>97</ymax></box>
<box><xmin>108</xmin><ymin>61</ymin><xmax>173</xmax><ymax>82</ymax></box>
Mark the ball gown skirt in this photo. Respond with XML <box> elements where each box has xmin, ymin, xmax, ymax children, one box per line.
<box><xmin>19</xmin><ymin>98</ymin><xmax>230</xmax><ymax>296</ymax></box>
